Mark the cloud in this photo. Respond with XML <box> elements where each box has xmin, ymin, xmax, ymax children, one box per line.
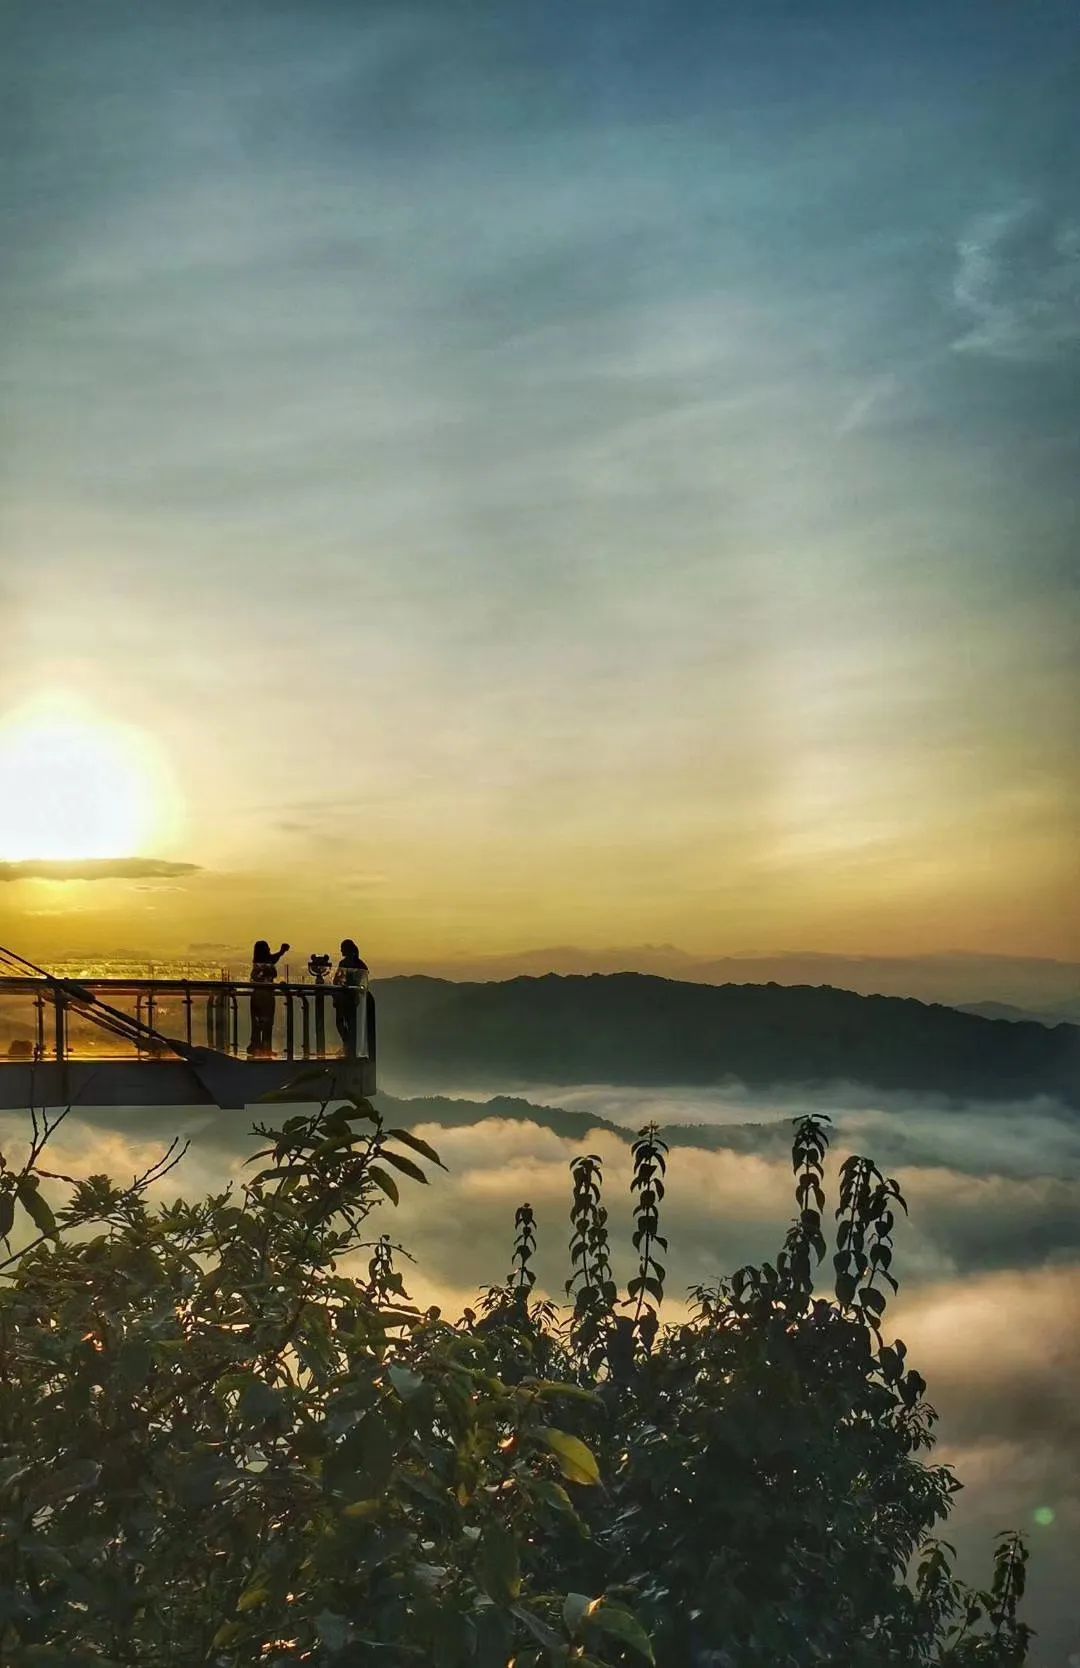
<box><xmin>836</xmin><ymin>372</ymin><xmax>901</xmax><ymax>435</ymax></box>
<box><xmin>0</xmin><ymin>858</ymin><xmax>201</xmax><ymax>883</ymax></box>
<box><xmin>953</xmin><ymin>202</ymin><xmax>1080</xmax><ymax>361</ymax></box>
<box><xmin>26</xmin><ymin>1080</ymin><xmax>1080</xmax><ymax>1290</ymax></box>
<box><xmin>894</xmin><ymin>1267</ymin><xmax>1080</xmax><ymax>1665</ymax></box>
<box><xmin>389</xmin><ymin>1081</ymin><xmax>1080</xmax><ymax>1179</ymax></box>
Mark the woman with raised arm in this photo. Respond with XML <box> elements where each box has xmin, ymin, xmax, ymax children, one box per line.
<box><xmin>248</xmin><ymin>938</ymin><xmax>289</xmax><ymax>1057</ymax></box>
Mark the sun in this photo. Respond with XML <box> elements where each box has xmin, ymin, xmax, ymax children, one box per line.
<box><xmin>0</xmin><ymin>702</ymin><xmax>176</xmax><ymax>864</ymax></box>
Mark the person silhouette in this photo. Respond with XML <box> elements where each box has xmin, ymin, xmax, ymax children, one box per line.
<box><xmin>249</xmin><ymin>939</ymin><xmax>289</xmax><ymax>1057</ymax></box>
<box><xmin>332</xmin><ymin>938</ymin><xmax>368</xmax><ymax>1057</ymax></box>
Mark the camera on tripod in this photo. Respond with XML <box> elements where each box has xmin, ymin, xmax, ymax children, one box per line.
<box><xmin>307</xmin><ymin>953</ymin><xmax>332</xmax><ymax>983</ymax></box>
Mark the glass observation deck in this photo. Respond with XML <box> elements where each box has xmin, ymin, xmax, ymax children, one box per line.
<box><xmin>0</xmin><ymin>975</ymin><xmax>377</xmax><ymax>1110</ymax></box>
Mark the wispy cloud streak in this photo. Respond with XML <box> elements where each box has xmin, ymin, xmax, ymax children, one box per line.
<box><xmin>0</xmin><ymin>858</ymin><xmax>200</xmax><ymax>883</ymax></box>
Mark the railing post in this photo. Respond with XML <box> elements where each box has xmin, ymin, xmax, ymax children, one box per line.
<box><xmin>285</xmin><ymin>988</ymin><xmax>295</xmax><ymax>1060</ymax></box>
<box><xmin>53</xmin><ymin>989</ymin><xmax>66</xmax><ymax>1062</ymax></box>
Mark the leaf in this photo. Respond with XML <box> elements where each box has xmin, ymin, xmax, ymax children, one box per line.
<box><xmin>387</xmin><ymin>1128</ymin><xmax>447</xmax><ymax>1169</ymax></box>
<box><xmin>520</xmin><ymin>1380</ymin><xmax>600</xmax><ymax>1406</ymax></box>
<box><xmin>116</xmin><ymin>1337</ymin><xmax>154</xmax><ymax>1387</ymax></box>
<box><xmin>379</xmin><ymin>1150</ymin><xmax>430</xmax><ymax>1186</ymax></box>
<box><xmin>531</xmin><ymin>1478</ymin><xmax>576</xmax><ymax>1515</ymax></box>
<box><xmin>239</xmin><ymin>1378</ymin><xmax>284</xmax><ymax>1422</ymax></box>
<box><xmin>367</xmin><ymin>1164</ymin><xmax>400</xmax><ymax>1205</ymax></box>
<box><xmin>311</xmin><ymin>1132</ymin><xmax>363</xmax><ymax>1158</ymax></box>
<box><xmin>174</xmin><ymin>1455</ymin><xmax>226</xmax><ymax>1507</ymax></box>
<box><xmin>341</xmin><ymin>1497</ymin><xmax>382</xmax><ymax>1519</ymax></box>
<box><xmin>251</xmin><ymin>1164</ymin><xmax>312</xmax><ymax>1184</ymax></box>
<box><xmin>563</xmin><ymin>1593</ymin><xmax>596</xmax><ymax>1635</ymax></box>
<box><xmin>511</xmin><ymin>1603</ymin><xmax>564</xmax><ymax>1651</ymax></box>
<box><xmin>540</xmin><ymin>1427</ymin><xmax>601</xmax><ymax>1487</ymax></box>
<box><xmin>0</xmin><ymin>1189</ymin><xmax>14</xmax><ymax>1240</ymax></box>
<box><xmin>24</xmin><ymin>1544</ymin><xmax>72</xmax><ymax>1580</ymax></box>
<box><xmin>363</xmin><ymin>1406</ymin><xmax>397</xmax><ymax>1480</ymax></box>
<box><xmin>477</xmin><ymin>1522</ymin><xmax>521</xmax><ymax>1604</ymax></box>
<box><xmin>587</xmin><ymin>1602</ymin><xmax>655</xmax><ymax>1662</ymax></box>
<box><xmin>388</xmin><ymin>1363</ymin><xmax>425</xmax><ymax>1401</ymax></box>
<box><xmin>31</xmin><ymin>1458</ymin><xmax>102</xmax><ymax>1505</ymax></box>
<box><xmin>314</xmin><ymin>1611</ymin><xmax>351</xmax><ymax>1651</ymax></box>
<box><xmin>17</xmin><ymin>1177</ymin><xmax>57</xmax><ymax>1239</ymax></box>
<box><xmin>356</xmin><ymin>1525</ymin><xmax>411</xmax><ymax>1571</ymax></box>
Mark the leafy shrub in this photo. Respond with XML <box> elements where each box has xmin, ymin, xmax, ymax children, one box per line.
<box><xmin>0</xmin><ymin>1099</ymin><xmax>1030</xmax><ymax>1665</ymax></box>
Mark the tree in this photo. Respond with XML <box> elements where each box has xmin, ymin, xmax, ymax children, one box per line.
<box><xmin>0</xmin><ymin>1098</ymin><xmax>1031</xmax><ymax>1665</ymax></box>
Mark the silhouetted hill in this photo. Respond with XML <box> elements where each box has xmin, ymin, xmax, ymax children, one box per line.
<box><xmin>372</xmin><ymin>1090</ymin><xmax>795</xmax><ymax>1158</ymax></box>
<box><xmin>955</xmin><ymin>1000</ymin><xmax>1080</xmax><ymax>1027</ymax></box>
<box><xmin>373</xmin><ymin>1091</ymin><xmax>627</xmax><ymax>1144</ymax></box>
<box><xmin>372</xmin><ymin>974</ymin><xmax>1080</xmax><ymax>1106</ymax></box>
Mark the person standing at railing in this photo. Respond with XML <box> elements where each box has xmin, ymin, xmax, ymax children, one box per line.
<box><xmin>249</xmin><ymin>938</ymin><xmax>289</xmax><ymax>1057</ymax></box>
<box><xmin>332</xmin><ymin>939</ymin><xmax>368</xmax><ymax>1058</ymax></box>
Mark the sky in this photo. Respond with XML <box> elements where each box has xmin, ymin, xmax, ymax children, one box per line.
<box><xmin>2</xmin><ymin>0</ymin><xmax>1079</xmax><ymax>972</ymax></box>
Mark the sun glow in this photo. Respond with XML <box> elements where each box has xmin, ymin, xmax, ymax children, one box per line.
<box><xmin>0</xmin><ymin>703</ymin><xmax>177</xmax><ymax>863</ymax></box>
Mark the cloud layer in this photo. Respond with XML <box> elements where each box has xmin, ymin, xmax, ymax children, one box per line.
<box><xmin>0</xmin><ymin>858</ymin><xmax>200</xmax><ymax>883</ymax></box>
<box><xmin>953</xmin><ymin>203</ymin><xmax>1080</xmax><ymax>361</ymax></box>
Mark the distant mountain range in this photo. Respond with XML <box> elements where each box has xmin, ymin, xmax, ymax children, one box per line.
<box><xmin>372</xmin><ymin>973</ymin><xmax>1080</xmax><ymax>1107</ymax></box>
<box><xmin>956</xmin><ymin>1000</ymin><xmax>1080</xmax><ymax>1027</ymax></box>
<box><xmin>375</xmin><ymin>949</ymin><xmax>1080</xmax><ymax>1022</ymax></box>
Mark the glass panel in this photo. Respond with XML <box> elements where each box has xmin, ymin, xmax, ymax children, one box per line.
<box><xmin>0</xmin><ymin>988</ymin><xmax>42</xmax><ymax>1061</ymax></box>
<box><xmin>243</xmin><ymin>983</ymin><xmax>276</xmax><ymax>1058</ymax></box>
<box><xmin>0</xmin><ymin>977</ymin><xmax>373</xmax><ymax>1067</ymax></box>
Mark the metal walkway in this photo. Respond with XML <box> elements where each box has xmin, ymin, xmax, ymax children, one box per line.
<box><xmin>0</xmin><ymin>946</ymin><xmax>377</xmax><ymax>1109</ymax></box>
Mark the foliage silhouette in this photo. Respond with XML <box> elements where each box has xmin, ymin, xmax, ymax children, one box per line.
<box><xmin>0</xmin><ymin>1097</ymin><xmax>1031</xmax><ymax>1665</ymax></box>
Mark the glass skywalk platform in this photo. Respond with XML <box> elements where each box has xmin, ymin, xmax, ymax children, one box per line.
<box><xmin>0</xmin><ymin>974</ymin><xmax>377</xmax><ymax>1110</ymax></box>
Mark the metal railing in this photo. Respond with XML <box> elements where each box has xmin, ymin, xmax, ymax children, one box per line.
<box><xmin>0</xmin><ymin>977</ymin><xmax>373</xmax><ymax>1066</ymax></box>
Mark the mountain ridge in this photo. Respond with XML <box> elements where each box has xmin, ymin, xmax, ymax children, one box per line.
<box><xmin>371</xmin><ymin>972</ymin><xmax>1080</xmax><ymax>1106</ymax></box>
<box><xmin>369</xmin><ymin>948</ymin><xmax>1080</xmax><ymax>1018</ymax></box>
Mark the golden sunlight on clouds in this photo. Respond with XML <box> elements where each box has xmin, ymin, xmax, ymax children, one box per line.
<box><xmin>0</xmin><ymin>698</ymin><xmax>181</xmax><ymax>864</ymax></box>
